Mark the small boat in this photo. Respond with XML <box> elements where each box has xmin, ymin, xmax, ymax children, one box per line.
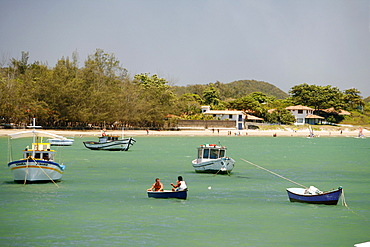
<box><xmin>83</xmin><ymin>135</ymin><xmax>136</xmax><ymax>151</ymax></box>
<box><xmin>7</xmin><ymin>130</ymin><xmax>66</xmax><ymax>183</ymax></box>
<box><xmin>47</xmin><ymin>137</ymin><xmax>74</xmax><ymax>146</ymax></box>
<box><xmin>354</xmin><ymin>241</ymin><xmax>370</xmax><ymax>247</ymax></box>
<box><xmin>192</xmin><ymin>144</ymin><xmax>235</xmax><ymax>174</ymax></box>
<box><xmin>307</xmin><ymin>125</ymin><xmax>315</xmax><ymax>138</ymax></box>
<box><xmin>147</xmin><ymin>189</ymin><xmax>188</xmax><ymax>199</ymax></box>
<box><xmin>286</xmin><ymin>186</ymin><xmax>343</xmax><ymax>205</ymax></box>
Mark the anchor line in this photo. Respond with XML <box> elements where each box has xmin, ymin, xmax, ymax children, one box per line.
<box><xmin>240</xmin><ymin>158</ymin><xmax>307</xmax><ymax>189</ymax></box>
<box><xmin>31</xmin><ymin>157</ymin><xmax>60</xmax><ymax>188</ymax></box>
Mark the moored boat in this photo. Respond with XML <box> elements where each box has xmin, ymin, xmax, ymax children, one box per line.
<box><xmin>286</xmin><ymin>186</ymin><xmax>342</xmax><ymax>205</ymax></box>
<box><xmin>47</xmin><ymin>137</ymin><xmax>74</xmax><ymax>146</ymax></box>
<box><xmin>83</xmin><ymin>135</ymin><xmax>136</xmax><ymax>151</ymax></box>
<box><xmin>147</xmin><ymin>189</ymin><xmax>187</xmax><ymax>199</ymax></box>
<box><xmin>8</xmin><ymin>130</ymin><xmax>66</xmax><ymax>183</ymax></box>
<box><xmin>192</xmin><ymin>144</ymin><xmax>235</xmax><ymax>174</ymax></box>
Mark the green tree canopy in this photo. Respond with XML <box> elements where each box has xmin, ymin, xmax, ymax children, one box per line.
<box><xmin>203</xmin><ymin>86</ymin><xmax>220</xmax><ymax>106</ymax></box>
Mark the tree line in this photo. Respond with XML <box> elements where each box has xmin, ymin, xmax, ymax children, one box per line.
<box><xmin>0</xmin><ymin>49</ymin><xmax>367</xmax><ymax>129</ymax></box>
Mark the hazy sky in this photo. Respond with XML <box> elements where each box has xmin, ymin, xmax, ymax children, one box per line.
<box><xmin>1</xmin><ymin>0</ymin><xmax>370</xmax><ymax>96</ymax></box>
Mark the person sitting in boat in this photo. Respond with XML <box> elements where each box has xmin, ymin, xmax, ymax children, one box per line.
<box><xmin>171</xmin><ymin>176</ymin><xmax>187</xmax><ymax>191</ymax></box>
<box><xmin>147</xmin><ymin>178</ymin><xmax>164</xmax><ymax>192</ymax></box>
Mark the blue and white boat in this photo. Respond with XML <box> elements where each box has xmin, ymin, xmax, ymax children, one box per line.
<box><xmin>83</xmin><ymin>135</ymin><xmax>136</xmax><ymax>151</ymax></box>
<box><xmin>8</xmin><ymin>129</ymin><xmax>66</xmax><ymax>183</ymax></box>
<box><xmin>286</xmin><ymin>187</ymin><xmax>342</xmax><ymax>205</ymax></box>
<box><xmin>147</xmin><ymin>189</ymin><xmax>187</xmax><ymax>199</ymax></box>
<box><xmin>192</xmin><ymin>144</ymin><xmax>235</xmax><ymax>174</ymax></box>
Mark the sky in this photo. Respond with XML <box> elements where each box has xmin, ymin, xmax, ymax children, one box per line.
<box><xmin>1</xmin><ymin>0</ymin><xmax>370</xmax><ymax>97</ymax></box>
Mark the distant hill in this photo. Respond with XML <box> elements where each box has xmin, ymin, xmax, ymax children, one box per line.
<box><xmin>172</xmin><ymin>79</ymin><xmax>288</xmax><ymax>100</ymax></box>
<box><xmin>364</xmin><ymin>96</ymin><xmax>370</xmax><ymax>103</ymax></box>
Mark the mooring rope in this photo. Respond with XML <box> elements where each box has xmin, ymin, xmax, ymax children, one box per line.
<box><xmin>241</xmin><ymin>158</ymin><xmax>308</xmax><ymax>189</ymax></box>
<box><xmin>341</xmin><ymin>189</ymin><xmax>367</xmax><ymax>219</ymax></box>
<box><xmin>23</xmin><ymin>158</ymin><xmax>29</xmax><ymax>186</ymax></box>
<box><xmin>8</xmin><ymin>136</ymin><xmax>12</xmax><ymax>163</ymax></box>
<box><xmin>31</xmin><ymin>157</ymin><xmax>60</xmax><ymax>188</ymax></box>
<box><xmin>242</xmin><ymin>158</ymin><xmax>368</xmax><ymax>218</ymax></box>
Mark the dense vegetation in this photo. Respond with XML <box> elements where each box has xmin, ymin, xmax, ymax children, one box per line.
<box><xmin>1</xmin><ymin>50</ymin><xmax>368</xmax><ymax>129</ymax></box>
<box><xmin>173</xmin><ymin>80</ymin><xmax>288</xmax><ymax>100</ymax></box>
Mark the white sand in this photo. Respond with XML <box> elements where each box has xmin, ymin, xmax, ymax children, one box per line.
<box><xmin>0</xmin><ymin>127</ymin><xmax>366</xmax><ymax>138</ymax></box>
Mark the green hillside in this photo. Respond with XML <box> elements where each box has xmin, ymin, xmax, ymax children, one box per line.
<box><xmin>172</xmin><ymin>80</ymin><xmax>288</xmax><ymax>100</ymax></box>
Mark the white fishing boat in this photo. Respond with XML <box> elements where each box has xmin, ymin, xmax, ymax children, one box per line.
<box><xmin>7</xmin><ymin>120</ymin><xmax>66</xmax><ymax>183</ymax></box>
<box><xmin>192</xmin><ymin>144</ymin><xmax>235</xmax><ymax>174</ymax></box>
<box><xmin>83</xmin><ymin>135</ymin><xmax>136</xmax><ymax>151</ymax></box>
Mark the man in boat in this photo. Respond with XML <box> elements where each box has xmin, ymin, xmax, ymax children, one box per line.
<box><xmin>147</xmin><ymin>178</ymin><xmax>164</xmax><ymax>191</ymax></box>
<box><xmin>171</xmin><ymin>176</ymin><xmax>187</xmax><ymax>191</ymax></box>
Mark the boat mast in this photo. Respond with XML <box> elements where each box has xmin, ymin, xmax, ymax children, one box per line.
<box><xmin>27</xmin><ymin>118</ymin><xmax>42</xmax><ymax>154</ymax></box>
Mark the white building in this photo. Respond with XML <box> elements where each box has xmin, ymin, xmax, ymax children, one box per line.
<box><xmin>286</xmin><ymin>105</ymin><xmax>324</xmax><ymax>125</ymax></box>
<box><xmin>201</xmin><ymin>106</ymin><xmax>246</xmax><ymax>130</ymax></box>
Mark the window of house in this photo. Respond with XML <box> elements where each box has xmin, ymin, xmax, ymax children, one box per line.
<box><xmin>297</xmin><ymin>118</ymin><xmax>304</xmax><ymax>123</ymax></box>
<box><xmin>298</xmin><ymin>110</ymin><xmax>303</xmax><ymax>114</ymax></box>
<box><xmin>229</xmin><ymin>115</ymin><xmax>232</xmax><ymax>119</ymax></box>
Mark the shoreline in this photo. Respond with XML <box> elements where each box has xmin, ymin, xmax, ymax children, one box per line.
<box><xmin>0</xmin><ymin>128</ymin><xmax>366</xmax><ymax>138</ymax></box>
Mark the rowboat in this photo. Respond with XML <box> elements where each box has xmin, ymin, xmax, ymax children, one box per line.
<box><xmin>83</xmin><ymin>135</ymin><xmax>136</xmax><ymax>151</ymax></box>
<box><xmin>286</xmin><ymin>187</ymin><xmax>342</xmax><ymax>205</ymax></box>
<box><xmin>147</xmin><ymin>189</ymin><xmax>187</xmax><ymax>199</ymax></box>
<box><xmin>192</xmin><ymin>144</ymin><xmax>235</xmax><ymax>174</ymax></box>
<box><xmin>7</xmin><ymin>129</ymin><xmax>66</xmax><ymax>183</ymax></box>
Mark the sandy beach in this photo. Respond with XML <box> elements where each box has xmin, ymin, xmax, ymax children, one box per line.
<box><xmin>0</xmin><ymin>127</ymin><xmax>367</xmax><ymax>138</ymax></box>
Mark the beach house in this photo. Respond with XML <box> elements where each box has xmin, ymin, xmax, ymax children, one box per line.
<box><xmin>202</xmin><ymin>106</ymin><xmax>245</xmax><ymax>129</ymax></box>
<box><xmin>286</xmin><ymin>105</ymin><xmax>324</xmax><ymax>125</ymax></box>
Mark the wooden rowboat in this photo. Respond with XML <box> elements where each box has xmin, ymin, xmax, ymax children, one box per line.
<box><xmin>286</xmin><ymin>187</ymin><xmax>342</xmax><ymax>205</ymax></box>
<box><xmin>147</xmin><ymin>189</ymin><xmax>187</xmax><ymax>199</ymax></box>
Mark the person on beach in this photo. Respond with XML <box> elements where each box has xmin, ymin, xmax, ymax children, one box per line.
<box><xmin>171</xmin><ymin>176</ymin><xmax>187</xmax><ymax>191</ymax></box>
<box><xmin>147</xmin><ymin>178</ymin><xmax>164</xmax><ymax>191</ymax></box>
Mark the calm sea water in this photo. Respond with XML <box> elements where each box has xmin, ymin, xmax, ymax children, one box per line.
<box><xmin>0</xmin><ymin>135</ymin><xmax>369</xmax><ymax>246</ymax></box>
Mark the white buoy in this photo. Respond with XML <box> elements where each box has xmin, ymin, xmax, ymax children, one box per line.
<box><xmin>208</xmin><ymin>186</ymin><xmax>212</xmax><ymax>190</ymax></box>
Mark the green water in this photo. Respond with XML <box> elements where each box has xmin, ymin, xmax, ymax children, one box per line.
<box><xmin>0</xmin><ymin>136</ymin><xmax>369</xmax><ymax>246</ymax></box>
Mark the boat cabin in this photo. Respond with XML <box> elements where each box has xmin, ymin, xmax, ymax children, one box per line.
<box><xmin>23</xmin><ymin>143</ymin><xmax>55</xmax><ymax>161</ymax></box>
<box><xmin>99</xmin><ymin>135</ymin><xmax>120</xmax><ymax>143</ymax></box>
<box><xmin>197</xmin><ymin>144</ymin><xmax>227</xmax><ymax>160</ymax></box>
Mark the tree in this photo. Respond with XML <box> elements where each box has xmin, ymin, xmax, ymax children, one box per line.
<box><xmin>203</xmin><ymin>86</ymin><xmax>220</xmax><ymax>106</ymax></box>
<box><xmin>10</xmin><ymin>51</ymin><xmax>29</xmax><ymax>75</ymax></box>
<box><xmin>249</xmin><ymin>92</ymin><xmax>275</xmax><ymax>104</ymax></box>
<box><xmin>277</xmin><ymin>108</ymin><xmax>296</xmax><ymax>125</ymax></box>
<box><xmin>227</xmin><ymin>96</ymin><xmax>259</xmax><ymax>111</ymax></box>
<box><xmin>343</xmin><ymin>88</ymin><xmax>365</xmax><ymax>110</ymax></box>
<box><xmin>289</xmin><ymin>83</ymin><xmax>344</xmax><ymax>110</ymax></box>
<box><xmin>82</xmin><ymin>49</ymin><xmax>129</xmax><ymax>124</ymax></box>
<box><xmin>133</xmin><ymin>73</ymin><xmax>176</xmax><ymax>127</ymax></box>
<box><xmin>175</xmin><ymin>93</ymin><xmax>203</xmax><ymax>115</ymax></box>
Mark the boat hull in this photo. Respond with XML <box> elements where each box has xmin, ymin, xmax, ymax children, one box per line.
<box><xmin>147</xmin><ymin>190</ymin><xmax>187</xmax><ymax>199</ymax></box>
<box><xmin>47</xmin><ymin>138</ymin><xmax>74</xmax><ymax>146</ymax></box>
<box><xmin>192</xmin><ymin>157</ymin><xmax>235</xmax><ymax>173</ymax></box>
<box><xmin>286</xmin><ymin>188</ymin><xmax>342</xmax><ymax>205</ymax></box>
<box><xmin>8</xmin><ymin>160</ymin><xmax>65</xmax><ymax>182</ymax></box>
<box><xmin>83</xmin><ymin>138</ymin><xmax>135</xmax><ymax>151</ymax></box>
